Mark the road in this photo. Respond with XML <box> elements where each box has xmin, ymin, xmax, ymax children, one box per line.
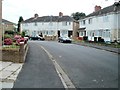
<box><xmin>14</xmin><ymin>41</ymin><xmax>118</xmax><ymax>88</ymax></box>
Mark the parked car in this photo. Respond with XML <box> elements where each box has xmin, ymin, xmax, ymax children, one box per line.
<box><xmin>58</xmin><ymin>36</ymin><xmax>72</xmax><ymax>43</ymax></box>
<box><xmin>30</xmin><ymin>36</ymin><xmax>45</xmax><ymax>41</ymax></box>
<box><xmin>38</xmin><ymin>36</ymin><xmax>45</xmax><ymax>41</ymax></box>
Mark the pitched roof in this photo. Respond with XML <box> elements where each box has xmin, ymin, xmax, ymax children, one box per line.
<box><xmin>86</xmin><ymin>2</ymin><xmax>120</xmax><ymax>18</ymax></box>
<box><xmin>2</xmin><ymin>19</ymin><xmax>16</xmax><ymax>25</ymax></box>
<box><xmin>23</xmin><ymin>15</ymin><xmax>75</xmax><ymax>23</ymax></box>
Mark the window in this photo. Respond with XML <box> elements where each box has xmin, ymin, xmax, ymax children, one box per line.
<box><xmin>83</xmin><ymin>20</ymin><xmax>86</xmax><ymax>25</ymax></box>
<box><xmin>96</xmin><ymin>17</ymin><xmax>99</xmax><ymax>22</ymax></box>
<box><xmin>49</xmin><ymin>22</ymin><xmax>53</xmax><ymax>26</ymax></box>
<box><xmin>80</xmin><ymin>32</ymin><xmax>84</xmax><ymax>36</ymax></box>
<box><xmin>88</xmin><ymin>18</ymin><xmax>92</xmax><ymax>24</ymax></box>
<box><xmin>62</xmin><ymin>22</ymin><xmax>67</xmax><ymax>26</ymax></box>
<box><xmin>106</xmin><ymin>29</ymin><xmax>110</xmax><ymax>37</ymax></box>
<box><xmin>35</xmin><ymin>22</ymin><xmax>37</xmax><ymax>26</ymax></box>
<box><xmin>103</xmin><ymin>15</ymin><xmax>109</xmax><ymax>22</ymax></box>
<box><xmin>99</xmin><ymin>30</ymin><xmax>103</xmax><ymax>37</ymax></box>
<box><xmin>69</xmin><ymin>22</ymin><xmax>71</xmax><ymax>25</ymax></box>
<box><xmin>92</xmin><ymin>33</ymin><xmax>94</xmax><ymax>37</ymax></box>
<box><xmin>26</xmin><ymin>23</ymin><xmax>28</xmax><ymax>26</ymax></box>
<box><xmin>103</xmin><ymin>31</ymin><xmax>106</xmax><ymax>37</ymax></box>
<box><xmin>46</xmin><ymin>31</ymin><xmax>48</xmax><ymax>34</ymax></box>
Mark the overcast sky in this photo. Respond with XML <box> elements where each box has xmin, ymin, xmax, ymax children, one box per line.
<box><xmin>2</xmin><ymin>0</ymin><xmax>117</xmax><ymax>23</ymax></box>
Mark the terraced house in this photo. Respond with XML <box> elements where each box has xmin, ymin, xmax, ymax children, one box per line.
<box><xmin>22</xmin><ymin>12</ymin><xmax>78</xmax><ymax>40</ymax></box>
<box><xmin>79</xmin><ymin>2</ymin><xmax>120</xmax><ymax>42</ymax></box>
<box><xmin>2</xmin><ymin>19</ymin><xmax>16</xmax><ymax>32</ymax></box>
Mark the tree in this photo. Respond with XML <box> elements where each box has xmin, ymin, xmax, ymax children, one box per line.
<box><xmin>71</xmin><ymin>12</ymin><xmax>86</xmax><ymax>20</ymax></box>
<box><xmin>21</xmin><ymin>31</ymin><xmax>25</xmax><ymax>37</ymax></box>
<box><xmin>17</xmin><ymin>16</ymin><xmax>24</xmax><ymax>32</ymax></box>
<box><xmin>18</xmin><ymin>16</ymin><xmax>24</xmax><ymax>23</ymax></box>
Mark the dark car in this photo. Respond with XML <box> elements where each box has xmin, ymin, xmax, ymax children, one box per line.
<box><xmin>58</xmin><ymin>36</ymin><xmax>72</xmax><ymax>43</ymax></box>
<box><xmin>38</xmin><ymin>36</ymin><xmax>45</xmax><ymax>40</ymax></box>
<box><xmin>30</xmin><ymin>36</ymin><xmax>45</xmax><ymax>41</ymax></box>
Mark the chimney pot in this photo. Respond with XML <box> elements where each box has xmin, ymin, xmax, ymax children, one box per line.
<box><xmin>34</xmin><ymin>13</ymin><xmax>39</xmax><ymax>18</ymax></box>
<box><xmin>59</xmin><ymin>12</ymin><xmax>63</xmax><ymax>17</ymax></box>
<box><xmin>95</xmin><ymin>5</ymin><xmax>101</xmax><ymax>12</ymax></box>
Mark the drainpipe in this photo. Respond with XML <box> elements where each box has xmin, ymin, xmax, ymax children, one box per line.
<box><xmin>114</xmin><ymin>1</ymin><xmax>120</xmax><ymax>42</ymax></box>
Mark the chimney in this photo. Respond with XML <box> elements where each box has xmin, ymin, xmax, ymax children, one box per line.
<box><xmin>59</xmin><ymin>12</ymin><xmax>63</xmax><ymax>17</ymax></box>
<box><xmin>94</xmin><ymin>5</ymin><xmax>101</xmax><ymax>12</ymax></box>
<box><xmin>34</xmin><ymin>13</ymin><xmax>39</xmax><ymax>18</ymax></box>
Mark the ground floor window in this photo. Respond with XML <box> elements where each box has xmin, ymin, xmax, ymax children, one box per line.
<box><xmin>60</xmin><ymin>30</ymin><xmax>68</xmax><ymax>36</ymax></box>
<box><xmin>86</xmin><ymin>29</ymin><xmax>111</xmax><ymax>42</ymax></box>
<box><xmin>79</xmin><ymin>31</ymin><xmax>86</xmax><ymax>37</ymax></box>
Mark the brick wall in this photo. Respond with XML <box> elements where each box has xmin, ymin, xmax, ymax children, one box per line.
<box><xmin>73</xmin><ymin>21</ymin><xmax>79</xmax><ymax>39</ymax></box>
<box><xmin>44</xmin><ymin>35</ymin><xmax>57</xmax><ymax>41</ymax></box>
<box><xmin>1</xmin><ymin>44</ymin><xmax>29</xmax><ymax>63</ymax></box>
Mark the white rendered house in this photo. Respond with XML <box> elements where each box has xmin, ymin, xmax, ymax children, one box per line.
<box><xmin>22</xmin><ymin>12</ymin><xmax>77</xmax><ymax>40</ymax></box>
<box><xmin>79</xmin><ymin>2</ymin><xmax>120</xmax><ymax>42</ymax></box>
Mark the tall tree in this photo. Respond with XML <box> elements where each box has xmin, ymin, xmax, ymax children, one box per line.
<box><xmin>71</xmin><ymin>12</ymin><xmax>86</xmax><ymax>21</ymax></box>
<box><xmin>17</xmin><ymin>16</ymin><xmax>24</xmax><ymax>32</ymax></box>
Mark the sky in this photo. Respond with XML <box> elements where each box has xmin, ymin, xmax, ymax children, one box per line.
<box><xmin>2</xmin><ymin>0</ymin><xmax>118</xmax><ymax>23</ymax></box>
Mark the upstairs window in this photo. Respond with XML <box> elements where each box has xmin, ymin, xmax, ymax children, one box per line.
<box><xmin>25</xmin><ymin>23</ymin><xmax>28</xmax><ymax>26</ymax></box>
<box><xmin>49</xmin><ymin>22</ymin><xmax>53</xmax><ymax>26</ymax></box>
<box><xmin>103</xmin><ymin>15</ymin><xmax>109</xmax><ymax>22</ymax></box>
<box><xmin>88</xmin><ymin>18</ymin><xmax>92</xmax><ymax>24</ymax></box>
<box><xmin>34</xmin><ymin>22</ymin><xmax>37</xmax><ymax>26</ymax></box>
<box><xmin>69</xmin><ymin>22</ymin><xmax>71</xmax><ymax>25</ymax></box>
<box><xmin>83</xmin><ymin>20</ymin><xmax>86</xmax><ymax>25</ymax></box>
<box><xmin>62</xmin><ymin>22</ymin><xmax>67</xmax><ymax>26</ymax></box>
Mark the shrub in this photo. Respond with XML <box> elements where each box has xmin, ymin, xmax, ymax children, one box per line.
<box><xmin>83</xmin><ymin>36</ymin><xmax>88</xmax><ymax>41</ymax></box>
<box><xmin>98</xmin><ymin>37</ymin><xmax>104</xmax><ymax>43</ymax></box>
<box><xmin>77</xmin><ymin>37</ymin><xmax>83</xmax><ymax>40</ymax></box>
<box><xmin>4</xmin><ymin>38</ymin><xmax>13</xmax><ymax>45</ymax></box>
<box><xmin>4</xmin><ymin>34</ymin><xmax>12</xmax><ymax>39</ymax></box>
<box><xmin>5</xmin><ymin>31</ymin><xmax>15</xmax><ymax>35</ymax></box>
<box><xmin>21</xmin><ymin>31</ymin><xmax>25</xmax><ymax>37</ymax></box>
<box><xmin>16</xmin><ymin>37</ymin><xmax>25</xmax><ymax>45</ymax></box>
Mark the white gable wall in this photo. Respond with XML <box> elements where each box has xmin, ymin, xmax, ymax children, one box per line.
<box><xmin>79</xmin><ymin>12</ymin><xmax>120</xmax><ymax>42</ymax></box>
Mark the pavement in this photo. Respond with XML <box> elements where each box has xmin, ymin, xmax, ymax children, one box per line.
<box><xmin>0</xmin><ymin>61</ymin><xmax>23</xmax><ymax>89</ymax></box>
<box><xmin>13</xmin><ymin>42</ymin><xmax>64</xmax><ymax>88</ymax></box>
<box><xmin>73</xmin><ymin>41</ymin><xmax>120</xmax><ymax>54</ymax></box>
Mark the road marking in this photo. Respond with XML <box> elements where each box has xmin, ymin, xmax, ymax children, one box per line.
<box><xmin>38</xmin><ymin>45</ymin><xmax>76</xmax><ymax>89</ymax></box>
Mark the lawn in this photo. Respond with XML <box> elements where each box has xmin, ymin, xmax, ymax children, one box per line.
<box><xmin>73</xmin><ymin>39</ymin><xmax>120</xmax><ymax>48</ymax></box>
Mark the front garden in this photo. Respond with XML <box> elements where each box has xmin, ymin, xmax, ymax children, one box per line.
<box><xmin>1</xmin><ymin>31</ymin><xmax>29</xmax><ymax>63</ymax></box>
<box><xmin>74</xmin><ymin>36</ymin><xmax>120</xmax><ymax>48</ymax></box>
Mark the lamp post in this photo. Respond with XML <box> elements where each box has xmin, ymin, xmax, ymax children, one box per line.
<box><xmin>2</xmin><ymin>23</ymin><xmax>4</xmax><ymax>46</ymax></box>
<box><xmin>0</xmin><ymin>0</ymin><xmax>2</xmax><ymax>47</ymax></box>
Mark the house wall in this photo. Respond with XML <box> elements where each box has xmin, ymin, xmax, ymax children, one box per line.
<box><xmin>2</xmin><ymin>24</ymin><xmax>16</xmax><ymax>31</ymax></box>
<box><xmin>22</xmin><ymin>21</ymin><xmax>73</xmax><ymax>38</ymax></box>
<box><xmin>73</xmin><ymin>21</ymin><xmax>79</xmax><ymax>39</ymax></box>
<box><xmin>118</xmin><ymin>12</ymin><xmax>120</xmax><ymax>40</ymax></box>
<box><xmin>79</xmin><ymin>12</ymin><xmax>120</xmax><ymax>42</ymax></box>
<box><xmin>85</xmin><ymin>14</ymin><xmax>114</xmax><ymax>30</ymax></box>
